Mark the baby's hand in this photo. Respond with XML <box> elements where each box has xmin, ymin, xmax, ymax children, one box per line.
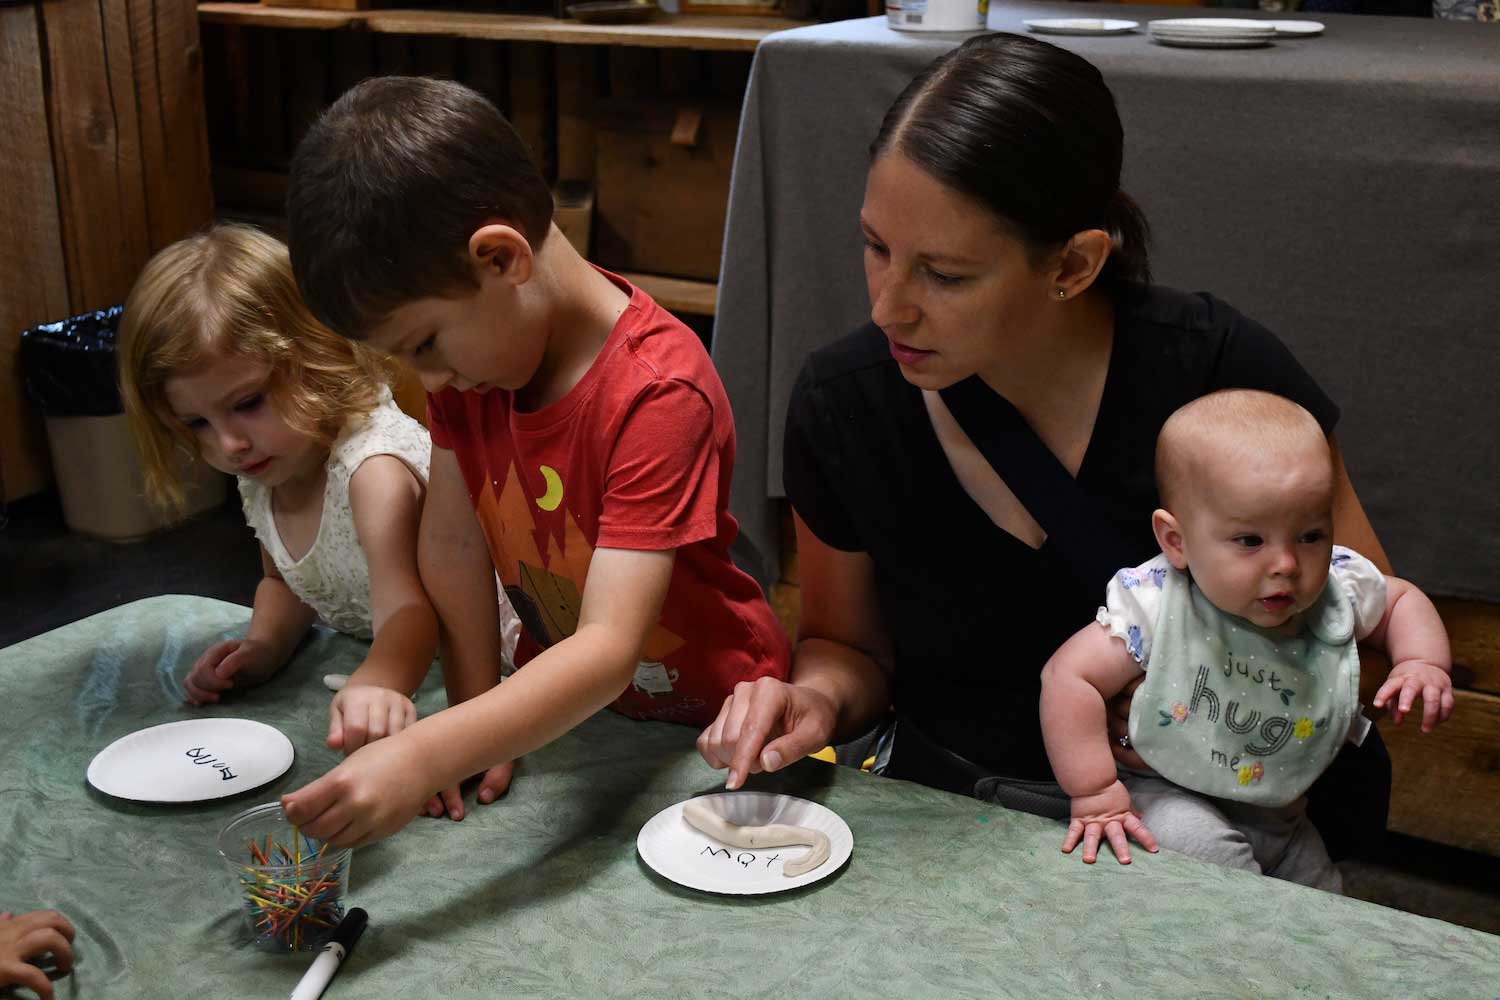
<box><xmin>1374</xmin><ymin>660</ymin><xmax>1455</xmax><ymax>733</ymax></box>
<box><xmin>327</xmin><ymin>684</ymin><xmax>417</xmax><ymax>754</ymax></box>
<box><xmin>1061</xmin><ymin>780</ymin><xmax>1159</xmax><ymax>865</ymax></box>
<box><xmin>0</xmin><ymin>909</ymin><xmax>75</xmax><ymax>1000</ymax></box>
<box><xmin>183</xmin><ymin>638</ymin><xmax>281</xmax><ymax>705</ymax></box>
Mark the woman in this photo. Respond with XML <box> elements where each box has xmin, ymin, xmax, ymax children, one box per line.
<box><xmin>697</xmin><ymin>32</ymin><xmax>1392</xmax><ymax>859</ymax></box>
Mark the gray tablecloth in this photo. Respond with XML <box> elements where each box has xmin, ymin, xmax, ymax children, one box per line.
<box><xmin>713</xmin><ymin>8</ymin><xmax>1500</xmax><ymax>599</ymax></box>
<box><xmin>5</xmin><ymin>596</ymin><xmax>1499</xmax><ymax>997</ymax></box>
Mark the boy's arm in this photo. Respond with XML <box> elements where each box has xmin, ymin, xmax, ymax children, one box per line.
<box><xmin>282</xmin><ymin>544</ymin><xmax>674</xmax><ymax>846</ymax></box>
<box><xmin>328</xmin><ymin>455</ymin><xmax>439</xmax><ymax>752</ymax></box>
<box><xmin>184</xmin><ymin>545</ymin><xmax>316</xmax><ymax>704</ymax></box>
<box><xmin>1365</xmin><ymin>575</ymin><xmax>1454</xmax><ymax>732</ymax></box>
<box><xmin>420</xmin><ymin>445</ymin><xmax>503</xmax><ymax>705</ymax></box>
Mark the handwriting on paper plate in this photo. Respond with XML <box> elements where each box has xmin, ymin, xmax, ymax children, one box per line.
<box><xmin>185</xmin><ymin>746</ymin><xmax>238</xmax><ymax>781</ymax></box>
<box><xmin>700</xmin><ymin>845</ymin><xmax>783</xmax><ymax>870</ymax></box>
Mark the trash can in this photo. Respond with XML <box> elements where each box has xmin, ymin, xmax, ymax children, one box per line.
<box><xmin>19</xmin><ymin>306</ymin><xmax>227</xmax><ymax>541</ymax></box>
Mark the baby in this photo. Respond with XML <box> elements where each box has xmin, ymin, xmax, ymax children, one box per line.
<box><xmin>1040</xmin><ymin>389</ymin><xmax>1453</xmax><ymax>891</ymax></box>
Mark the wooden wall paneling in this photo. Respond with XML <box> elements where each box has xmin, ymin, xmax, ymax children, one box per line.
<box><xmin>658</xmin><ymin>48</ymin><xmax>700</xmax><ymax>98</ymax></box>
<box><xmin>243</xmin><ymin>29</ymin><xmax>284</xmax><ymax>168</ymax></box>
<box><xmin>376</xmin><ymin>33</ymin><xmax>415</xmax><ymax>76</ymax></box>
<box><xmin>222</xmin><ymin>25</ymin><xmax>254</xmax><ymax>165</ymax></box>
<box><xmin>707</xmin><ymin>49</ymin><xmax>752</xmax><ymax>98</ymax></box>
<box><xmin>412</xmin><ymin>35</ymin><xmax>461</xmax><ymax>80</ymax></box>
<box><xmin>607</xmin><ymin>46</ymin><xmax>657</xmax><ymax>98</ymax></box>
<box><xmin>200</xmin><ymin>25</ymin><xmax>235</xmax><ymax>167</ymax></box>
<box><xmin>555</xmin><ymin>46</ymin><xmax>598</xmax><ymax>182</ymax></box>
<box><xmin>1383</xmin><ymin>688</ymin><xmax>1500</xmax><ymax>857</ymax></box>
<box><xmin>43</xmin><ymin>0</ymin><xmax>153</xmax><ymax>312</ymax></box>
<box><xmin>461</xmin><ymin>39</ymin><xmax>506</xmax><ymax>113</ymax></box>
<box><xmin>331</xmin><ymin>28</ymin><xmax>377</xmax><ymax>104</ymax></box>
<box><xmin>285</xmin><ymin>30</ymin><xmax>331</xmax><ymax>162</ymax></box>
<box><xmin>507</xmin><ymin>42</ymin><xmax>551</xmax><ymax>178</ymax></box>
<box><xmin>126</xmin><ymin>0</ymin><xmax>214</xmax><ymax>250</ymax></box>
<box><xmin>0</xmin><ymin>4</ymin><xmax>69</xmax><ymax>501</ymax></box>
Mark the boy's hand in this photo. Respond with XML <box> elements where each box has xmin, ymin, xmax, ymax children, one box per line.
<box><xmin>183</xmin><ymin>638</ymin><xmax>280</xmax><ymax>705</ymax></box>
<box><xmin>328</xmin><ymin>685</ymin><xmax>417</xmax><ymax>754</ymax></box>
<box><xmin>281</xmin><ymin>735</ymin><xmax>434</xmax><ymax>848</ymax></box>
<box><xmin>1061</xmin><ymin>780</ymin><xmax>1159</xmax><ymax>865</ymax></box>
<box><xmin>0</xmin><ymin>909</ymin><xmax>75</xmax><ymax>1000</ymax></box>
<box><xmin>423</xmin><ymin>760</ymin><xmax>517</xmax><ymax>820</ymax></box>
<box><xmin>1374</xmin><ymin>660</ymin><xmax>1455</xmax><ymax>732</ymax></box>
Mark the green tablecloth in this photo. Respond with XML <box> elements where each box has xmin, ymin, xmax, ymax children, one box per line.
<box><xmin>2</xmin><ymin>596</ymin><xmax>1495</xmax><ymax>998</ymax></box>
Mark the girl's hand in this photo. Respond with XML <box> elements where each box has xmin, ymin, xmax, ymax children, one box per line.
<box><xmin>422</xmin><ymin>761</ymin><xmax>517</xmax><ymax>821</ymax></box>
<box><xmin>183</xmin><ymin>638</ymin><xmax>281</xmax><ymax>705</ymax></box>
<box><xmin>281</xmin><ymin>735</ymin><xmax>434</xmax><ymax>848</ymax></box>
<box><xmin>697</xmin><ymin>677</ymin><xmax>838</xmax><ymax>791</ymax></box>
<box><xmin>0</xmin><ymin>909</ymin><xmax>75</xmax><ymax>1000</ymax></box>
<box><xmin>327</xmin><ymin>684</ymin><xmax>417</xmax><ymax>754</ymax></box>
<box><xmin>1374</xmin><ymin>660</ymin><xmax>1455</xmax><ymax>732</ymax></box>
<box><xmin>1061</xmin><ymin>780</ymin><xmax>1159</xmax><ymax>865</ymax></box>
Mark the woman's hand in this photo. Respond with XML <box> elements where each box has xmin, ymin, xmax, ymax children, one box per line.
<box><xmin>183</xmin><ymin>638</ymin><xmax>282</xmax><ymax>705</ymax></box>
<box><xmin>0</xmin><ymin>910</ymin><xmax>75</xmax><ymax>1000</ymax></box>
<box><xmin>1060</xmin><ymin>780</ymin><xmax>1159</xmax><ymax>865</ymax></box>
<box><xmin>1104</xmin><ymin>673</ymin><xmax>1150</xmax><ymax>771</ymax></box>
<box><xmin>697</xmin><ymin>677</ymin><xmax>838</xmax><ymax>790</ymax></box>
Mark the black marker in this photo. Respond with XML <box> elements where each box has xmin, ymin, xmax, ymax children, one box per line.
<box><xmin>289</xmin><ymin>907</ymin><xmax>367</xmax><ymax>1000</ymax></box>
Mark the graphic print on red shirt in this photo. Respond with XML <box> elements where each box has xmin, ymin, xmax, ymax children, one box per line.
<box><xmin>427</xmin><ymin>271</ymin><xmax>789</xmax><ymax>727</ymax></box>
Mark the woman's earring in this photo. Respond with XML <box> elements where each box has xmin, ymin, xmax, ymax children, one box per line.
<box><xmin>1056</xmin><ymin>289</ymin><xmax>1066</xmax><ymax>300</ymax></box>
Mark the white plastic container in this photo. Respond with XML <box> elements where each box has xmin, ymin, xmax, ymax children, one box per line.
<box><xmin>887</xmin><ymin>0</ymin><xmax>987</xmax><ymax>32</ymax></box>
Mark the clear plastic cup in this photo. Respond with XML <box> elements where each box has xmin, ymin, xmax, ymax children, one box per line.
<box><xmin>216</xmin><ymin>802</ymin><xmax>353</xmax><ymax>951</ymax></box>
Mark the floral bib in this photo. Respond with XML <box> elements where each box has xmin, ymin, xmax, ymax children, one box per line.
<box><xmin>1126</xmin><ymin>567</ymin><xmax>1360</xmax><ymax>807</ymax></box>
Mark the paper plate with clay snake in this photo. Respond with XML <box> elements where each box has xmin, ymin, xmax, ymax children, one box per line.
<box><xmin>637</xmin><ymin>791</ymin><xmax>854</xmax><ymax>895</ymax></box>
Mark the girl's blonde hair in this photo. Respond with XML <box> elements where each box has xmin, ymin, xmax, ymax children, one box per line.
<box><xmin>119</xmin><ymin>224</ymin><xmax>397</xmax><ymax>510</ymax></box>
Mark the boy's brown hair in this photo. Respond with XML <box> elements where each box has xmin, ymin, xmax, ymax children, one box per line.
<box><xmin>287</xmin><ymin>76</ymin><xmax>553</xmax><ymax>339</ymax></box>
<box><xmin>119</xmin><ymin>224</ymin><xmax>396</xmax><ymax>510</ymax></box>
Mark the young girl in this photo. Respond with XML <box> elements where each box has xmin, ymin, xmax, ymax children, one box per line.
<box><xmin>1039</xmin><ymin>390</ymin><xmax>1454</xmax><ymax>890</ymax></box>
<box><xmin>119</xmin><ymin>224</ymin><xmax>436</xmax><ymax>762</ymax></box>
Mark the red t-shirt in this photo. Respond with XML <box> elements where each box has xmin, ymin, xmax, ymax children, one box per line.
<box><xmin>427</xmin><ymin>271</ymin><xmax>790</xmax><ymax>727</ymax></box>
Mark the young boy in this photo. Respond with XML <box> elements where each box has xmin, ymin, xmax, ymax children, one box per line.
<box><xmin>280</xmin><ymin>77</ymin><xmax>790</xmax><ymax>846</ymax></box>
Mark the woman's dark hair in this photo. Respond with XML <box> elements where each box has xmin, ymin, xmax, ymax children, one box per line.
<box><xmin>870</xmin><ymin>33</ymin><xmax>1150</xmax><ymax>288</ymax></box>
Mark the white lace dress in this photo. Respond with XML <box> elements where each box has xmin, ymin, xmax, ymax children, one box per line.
<box><xmin>239</xmin><ymin>389</ymin><xmax>431</xmax><ymax>640</ymax></box>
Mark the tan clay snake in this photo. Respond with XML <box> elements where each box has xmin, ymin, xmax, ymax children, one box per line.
<box><xmin>682</xmin><ymin>799</ymin><xmax>831</xmax><ymax>877</ymax></box>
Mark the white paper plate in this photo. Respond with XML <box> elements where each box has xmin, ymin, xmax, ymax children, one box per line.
<box><xmin>1149</xmin><ymin>17</ymin><xmax>1275</xmax><ymax>32</ymax></box>
<box><xmin>1151</xmin><ymin>33</ymin><xmax>1273</xmax><ymax>48</ymax></box>
<box><xmin>1268</xmin><ymin>19</ymin><xmax>1324</xmax><ymax>35</ymax></box>
<box><xmin>1024</xmin><ymin>17</ymin><xmax>1138</xmax><ymax>35</ymax></box>
<box><xmin>87</xmin><ymin>718</ymin><xmax>295</xmax><ymax>803</ymax></box>
<box><xmin>637</xmin><ymin>791</ymin><xmax>853</xmax><ymax>895</ymax></box>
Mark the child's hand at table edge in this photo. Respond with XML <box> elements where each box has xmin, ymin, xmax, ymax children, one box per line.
<box><xmin>421</xmin><ymin>760</ymin><xmax>517</xmax><ymax>821</ymax></box>
<box><xmin>1372</xmin><ymin>659</ymin><xmax>1454</xmax><ymax>733</ymax></box>
<box><xmin>282</xmin><ymin>735</ymin><xmax>436</xmax><ymax>848</ymax></box>
<box><xmin>0</xmin><ymin>910</ymin><xmax>75</xmax><ymax>1000</ymax></box>
<box><xmin>327</xmin><ymin>683</ymin><xmax>417</xmax><ymax>754</ymax></box>
<box><xmin>183</xmin><ymin>638</ymin><xmax>281</xmax><ymax>705</ymax></box>
<box><xmin>1061</xmin><ymin>779</ymin><xmax>1159</xmax><ymax>866</ymax></box>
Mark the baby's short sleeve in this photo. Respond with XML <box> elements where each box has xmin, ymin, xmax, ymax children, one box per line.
<box><xmin>1095</xmin><ymin>555</ymin><xmax>1173</xmax><ymax>665</ymax></box>
<box><xmin>1329</xmin><ymin>546</ymin><xmax>1388</xmax><ymax>640</ymax></box>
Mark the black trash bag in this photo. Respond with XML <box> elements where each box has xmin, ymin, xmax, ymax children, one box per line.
<box><xmin>19</xmin><ymin>305</ymin><xmax>125</xmax><ymax>418</ymax></box>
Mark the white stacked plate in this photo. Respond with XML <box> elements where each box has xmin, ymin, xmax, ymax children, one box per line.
<box><xmin>1149</xmin><ymin>17</ymin><xmax>1276</xmax><ymax>48</ymax></box>
<box><xmin>1024</xmin><ymin>17</ymin><xmax>1139</xmax><ymax>35</ymax></box>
